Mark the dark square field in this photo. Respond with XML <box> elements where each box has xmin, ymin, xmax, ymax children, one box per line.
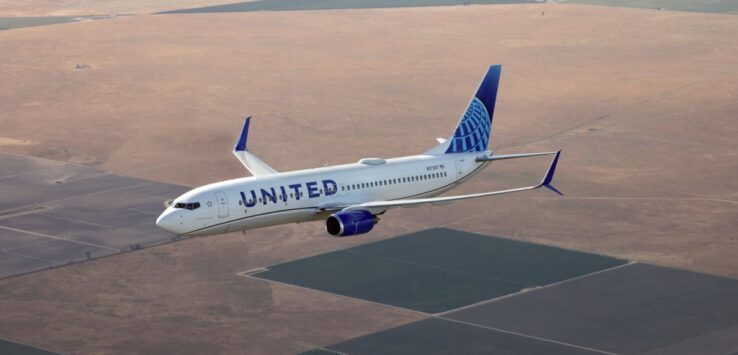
<box><xmin>325</xmin><ymin>318</ymin><xmax>599</xmax><ymax>355</ymax></box>
<box><xmin>0</xmin><ymin>153</ymin><xmax>187</xmax><ymax>279</ymax></box>
<box><xmin>446</xmin><ymin>263</ymin><xmax>738</xmax><ymax>354</ymax></box>
<box><xmin>253</xmin><ymin>228</ymin><xmax>626</xmax><ymax>313</ymax></box>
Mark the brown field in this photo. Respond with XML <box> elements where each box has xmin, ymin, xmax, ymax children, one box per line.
<box><xmin>0</xmin><ymin>0</ymin><xmax>251</xmax><ymax>16</ymax></box>
<box><xmin>0</xmin><ymin>3</ymin><xmax>737</xmax><ymax>354</ymax></box>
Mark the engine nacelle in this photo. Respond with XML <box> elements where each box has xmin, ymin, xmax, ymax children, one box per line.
<box><xmin>326</xmin><ymin>210</ymin><xmax>378</xmax><ymax>237</ymax></box>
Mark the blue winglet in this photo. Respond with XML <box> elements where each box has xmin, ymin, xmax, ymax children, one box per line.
<box><xmin>234</xmin><ymin>116</ymin><xmax>251</xmax><ymax>152</ymax></box>
<box><xmin>540</xmin><ymin>150</ymin><xmax>563</xmax><ymax>195</ymax></box>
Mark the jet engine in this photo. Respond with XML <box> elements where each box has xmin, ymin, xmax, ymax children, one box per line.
<box><xmin>326</xmin><ymin>210</ymin><xmax>378</xmax><ymax>237</ymax></box>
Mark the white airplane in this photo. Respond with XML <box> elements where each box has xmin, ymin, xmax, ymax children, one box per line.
<box><xmin>156</xmin><ymin>65</ymin><xmax>562</xmax><ymax>237</ymax></box>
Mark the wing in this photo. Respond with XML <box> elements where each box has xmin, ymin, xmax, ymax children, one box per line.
<box><xmin>233</xmin><ymin>117</ymin><xmax>278</xmax><ymax>176</ymax></box>
<box><xmin>475</xmin><ymin>151</ymin><xmax>558</xmax><ymax>162</ymax></box>
<box><xmin>343</xmin><ymin>151</ymin><xmax>562</xmax><ymax>214</ymax></box>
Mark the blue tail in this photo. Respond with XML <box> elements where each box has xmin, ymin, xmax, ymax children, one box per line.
<box><xmin>445</xmin><ymin>65</ymin><xmax>501</xmax><ymax>154</ymax></box>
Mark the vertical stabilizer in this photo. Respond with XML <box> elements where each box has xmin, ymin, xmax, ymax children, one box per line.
<box><xmin>446</xmin><ymin>65</ymin><xmax>501</xmax><ymax>153</ymax></box>
<box><xmin>426</xmin><ymin>65</ymin><xmax>501</xmax><ymax>155</ymax></box>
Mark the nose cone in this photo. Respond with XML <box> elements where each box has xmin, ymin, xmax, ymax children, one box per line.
<box><xmin>156</xmin><ymin>208</ymin><xmax>186</xmax><ymax>235</ymax></box>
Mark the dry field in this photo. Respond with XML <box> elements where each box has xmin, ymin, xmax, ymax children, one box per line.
<box><xmin>0</xmin><ymin>3</ymin><xmax>737</xmax><ymax>353</ymax></box>
<box><xmin>0</xmin><ymin>0</ymin><xmax>252</xmax><ymax>16</ymax></box>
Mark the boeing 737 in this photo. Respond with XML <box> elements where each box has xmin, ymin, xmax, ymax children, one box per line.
<box><xmin>156</xmin><ymin>65</ymin><xmax>562</xmax><ymax>237</ymax></box>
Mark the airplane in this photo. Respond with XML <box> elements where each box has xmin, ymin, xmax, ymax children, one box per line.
<box><xmin>156</xmin><ymin>65</ymin><xmax>562</xmax><ymax>237</ymax></box>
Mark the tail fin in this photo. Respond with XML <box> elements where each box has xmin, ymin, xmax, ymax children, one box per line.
<box><xmin>426</xmin><ymin>65</ymin><xmax>501</xmax><ymax>155</ymax></box>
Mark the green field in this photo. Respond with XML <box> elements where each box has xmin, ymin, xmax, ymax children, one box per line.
<box><xmin>567</xmin><ymin>0</ymin><xmax>738</xmax><ymax>14</ymax></box>
<box><xmin>254</xmin><ymin>228</ymin><xmax>626</xmax><ymax>313</ymax></box>
<box><xmin>164</xmin><ymin>0</ymin><xmax>536</xmax><ymax>13</ymax></box>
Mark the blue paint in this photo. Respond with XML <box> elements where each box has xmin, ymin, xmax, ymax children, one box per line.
<box><xmin>333</xmin><ymin>210</ymin><xmax>376</xmax><ymax>236</ymax></box>
<box><xmin>234</xmin><ymin>116</ymin><xmax>251</xmax><ymax>151</ymax></box>
<box><xmin>241</xmin><ymin>190</ymin><xmax>257</xmax><ymax>207</ymax></box>
<box><xmin>306</xmin><ymin>181</ymin><xmax>320</xmax><ymax>198</ymax></box>
<box><xmin>260</xmin><ymin>187</ymin><xmax>277</xmax><ymax>204</ymax></box>
<box><xmin>279</xmin><ymin>186</ymin><xmax>288</xmax><ymax>202</ymax></box>
<box><xmin>541</xmin><ymin>151</ymin><xmax>563</xmax><ymax>195</ymax></box>
<box><xmin>446</xmin><ymin>65</ymin><xmax>500</xmax><ymax>154</ymax></box>
<box><xmin>288</xmin><ymin>183</ymin><xmax>302</xmax><ymax>200</ymax></box>
<box><xmin>322</xmin><ymin>179</ymin><xmax>337</xmax><ymax>196</ymax></box>
<box><xmin>239</xmin><ymin>179</ymin><xmax>340</xmax><ymax>209</ymax></box>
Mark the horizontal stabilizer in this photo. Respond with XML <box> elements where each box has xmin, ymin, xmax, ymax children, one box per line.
<box><xmin>475</xmin><ymin>151</ymin><xmax>558</xmax><ymax>162</ymax></box>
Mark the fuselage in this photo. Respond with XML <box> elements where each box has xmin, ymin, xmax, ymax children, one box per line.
<box><xmin>156</xmin><ymin>152</ymin><xmax>488</xmax><ymax>236</ymax></box>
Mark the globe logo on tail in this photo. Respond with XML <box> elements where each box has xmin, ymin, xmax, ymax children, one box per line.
<box><xmin>446</xmin><ymin>97</ymin><xmax>491</xmax><ymax>153</ymax></box>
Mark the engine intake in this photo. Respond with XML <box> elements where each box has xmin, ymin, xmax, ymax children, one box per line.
<box><xmin>326</xmin><ymin>210</ymin><xmax>377</xmax><ymax>237</ymax></box>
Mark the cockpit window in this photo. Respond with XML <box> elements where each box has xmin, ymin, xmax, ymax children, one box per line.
<box><xmin>173</xmin><ymin>202</ymin><xmax>201</xmax><ymax>210</ymax></box>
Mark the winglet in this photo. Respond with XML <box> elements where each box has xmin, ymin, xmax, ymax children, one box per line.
<box><xmin>234</xmin><ymin>116</ymin><xmax>251</xmax><ymax>152</ymax></box>
<box><xmin>539</xmin><ymin>150</ymin><xmax>563</xmax><ymax>195</ymax></box>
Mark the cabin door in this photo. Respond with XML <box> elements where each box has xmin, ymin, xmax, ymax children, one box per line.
<box><xmin>454</xmin><ymin>159</ymin><xmax>464</xmax><ymax>178</ymax></box>
<box><xmin>215</xmin><ymin>191</ymin><xmax>229</xmax><ymax>218</ymax></box>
